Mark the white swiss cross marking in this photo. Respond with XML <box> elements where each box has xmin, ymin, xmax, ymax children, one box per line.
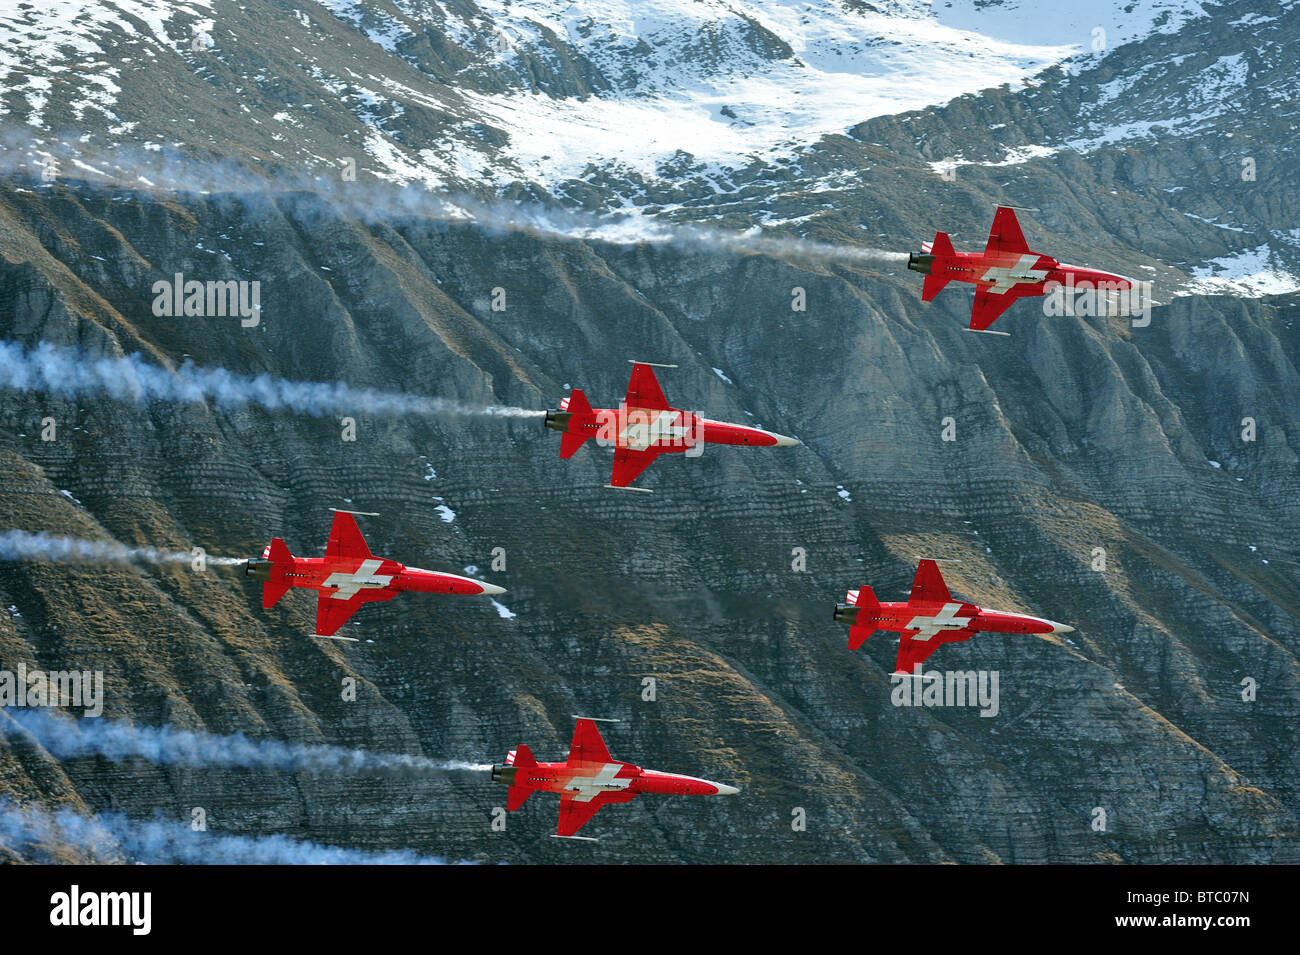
<box><xmin>622</xmin><ymin>409</ymin><xmax>688</xmax><ymax>450</ymax></box>
<box><xmin>981</xmin><ymin>254</ymin><xmax>1049</xmax><ymax>294</ymax></box>
<box><xmin>567</xmin><ymin>763</ymin><xmax>631</xmax><ymax>802</ymax></box>
<box><xmin>905</xmin><ymin>602</ymin><xmax>972</xmax><ymax>641</ymax></box>
<box><xmin>322</xmin><ymin>558</ymin><xmax>393</xmax><ymax>599</ymax></box>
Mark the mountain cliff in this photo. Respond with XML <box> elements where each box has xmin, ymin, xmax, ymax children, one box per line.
<box><xmin>0</xmin><ymin>0</ymin><xmax>1296</xmax><ymax>863</ymax></box>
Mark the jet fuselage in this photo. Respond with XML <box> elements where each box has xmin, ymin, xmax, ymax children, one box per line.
<box><xmin>246</xmin><ymin>554</ymin><xmax>499</xmax><ymax>597</ymax></box>
<box><xmin>544</xmin><ymin>403</ymin><xmax>797</xmax><ymax>454</ymax></box>
<box><xmin>908</xmin><ymin>249</ymin><xmax>1132</xmax><ymax>300</ymax></box>
<box><xmin>491</xmin><ymin>760</ymin><xmax>738</xmax><ymax>798</ymax></box>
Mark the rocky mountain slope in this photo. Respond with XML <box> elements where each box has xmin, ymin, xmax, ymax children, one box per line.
<box><xmin>0</xmin><ymin>0</ymin><xmax>1296</xmax><ymax>863</ymax></box>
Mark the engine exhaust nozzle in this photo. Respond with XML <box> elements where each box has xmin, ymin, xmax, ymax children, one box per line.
<box><xmin>245</xmin><ymin>558</ymin><xmax>271</xmax><ymax>581</ymax></box>
<box><xmin>491</xmin><ymin>765</ymin><xmax>517</xmax><ymax>786</ymax></box>
<box><xmin>833</xmin><ymin>603</ymin><xmax>859</xmax><ymax>625</ymax></box>
<box><xmin>907</xmin><ymin>253</ymin><xmax>935</xmax><ymax>276</ymax></box>
<box><xmin>544</xmin><ymin>410</ymin><xmax>572</xmax><ymax>433</ymax></box>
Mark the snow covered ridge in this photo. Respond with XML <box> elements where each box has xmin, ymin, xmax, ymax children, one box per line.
<box><xmin>0</xmin><ymin>0</ymin><xmax>214</xmax><ymax>128</ymax></box>
<box><xmin>315</xmin><ymin>0</ymin><xmax>1163</xmax><ymax>188</ymax></box>
<box><xmin>0</xmin><ymin>0</ymin><xmax>1215</xmax><ymax>196</ymax></box>
<box><xmin>1183</xmin><ymin>232</ymin><xmax>1300</xmax><ymax>298</ymax></box>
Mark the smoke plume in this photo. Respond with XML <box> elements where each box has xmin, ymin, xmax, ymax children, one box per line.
<box><xmin>0</xmin><ymin>800</ymin><xmax>455</xmax><ymax>864</ymax></box>
<box><xmin>0</xmin><ymin>340</ymin><xmax>544</xmax><ymax>418</ymax></box>
<box><xmin>0</xmin><ymin>529</ymin><xmax>242</xmax><ymax>567</ymax></box>
<box><xmin>2</xmin><ymin>709</ymin><xmax>493</xmax><ymax>775</ymax></box>
<box><xmin>1</xmin><ymin>140</ymin><xmax>906</xmax><ymax>267</ymax></box>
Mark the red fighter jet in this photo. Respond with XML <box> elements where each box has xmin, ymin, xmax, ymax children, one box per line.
<box><xmin>491</xmin><ymin>717</ymin><xmax>739</xmax><ymax>840</ymax></box>
<box><xmin>833</xmin><ymin>559</ymin><xmax>1074</xmax><ymax>672</ymax></box>
<box><xmin>244</xmin><ymin>509</ymin><xmax>505</xmax><ymax>640</ymax></box>
<box><xmin>907</xmin><ymin>206</ymin><xmax>1133</xmax><ymax>334</ymax></box>
<box><xmin>544</xmin><ymin>360</ymin><xmax>798</xmax><ymax>491</ymax></box>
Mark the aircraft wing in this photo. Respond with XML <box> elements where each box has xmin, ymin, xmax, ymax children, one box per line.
<box><xmin>970</xmin><ymin>285</ymin><xmax>1027</xmax><ymax>331</ymax></box>
<box><xmin>567</xmin><ymin>718</ymin><xmax>614</xmax><ymax>765</ymax></box>
<box><xmin>610</xmin><ymin>447</ymin><xmax>660</xmax><ymax>488</ymax></box>
<box><xmin>894</xmin><ymin>626</ymin><xmax>976</xmax><ymax>673</ymax></box>
<box><xmin>325</xmin><ymin>511</ymin><xmax>373</xmax><ymax>561</ymax></box>
<box><xmin>314</xmin><ymin>588</ymin><xmax>396</xmax><ymax>637</ymax></box>
<box><xmin>625</xmin><ymin>363</ymin><xmax>671</xmax><ymax>411</ymax></box>
<box><xmin>557</xmin><ymin>790</ymin><xmax>638</xmax><ymax>837</ymax></box>
<box><xmin>984</xmin><ymin>206</ymin><xmax>1031</xmax><ymax>256</ymax></box>
<box><xmin>908</xmin><ymin>559</ymin><xmax>953</xmax><ymax>604</ymax></box>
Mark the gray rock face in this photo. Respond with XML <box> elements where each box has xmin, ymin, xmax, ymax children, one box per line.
<box><xmin>1</xmin><ymin>173</ymin><xmax>1296</xmax><ymax>863</ymax></box>
<box><xmin>0</xmin><ymin>0</ymin><xmax>1297</xmax><ymax>864</ymax></box>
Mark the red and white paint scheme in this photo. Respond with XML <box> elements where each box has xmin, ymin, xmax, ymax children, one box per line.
<box><xmin>491</xmin><ymin>717</ymin><xmax>739</xmax><ymax>839</ymax></box>
<box><xmin>907</xmin><ymin>206</ymin><xmax>1134</xmax><ymax>333</ymax></box>
<box><xmin>245</xmin><ymin>509</ymin><xmax>504</xmax><ymax>639</ymax></box>
<box><xmin>544</xmin><ymin>361</ymin><xmax>798</xmax><ymax>491</ymax></box>
<box><xmin>833</xmin><ymin>559</ymin><xmax>1074</xmax><ymax>672</ymax></box>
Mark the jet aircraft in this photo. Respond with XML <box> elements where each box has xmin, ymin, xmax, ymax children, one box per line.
<box><xmin>245</xmin><ymin>509</ymin><xmax>505</xmax><ymax>639</ymax></box>
<box><xmin>544</xmin><ymin>361</ymin><xmax>798</xmax><ymax>491</ymax></box>
<box><xmin>907</xmin><ymin>206</ymin><xmax>1133</xmax><ymax>333</ymax></box>
<box><xmin>491</xmin><ymin>717</ymin><xmax>739</xmax><ymax>839</ymax></box>
<box><xmin>833</xmin><ymin>558</ymin><xmax>1074</xmax><ymax>671</ymax></box>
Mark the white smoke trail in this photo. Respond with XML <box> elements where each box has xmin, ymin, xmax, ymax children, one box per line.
<box><xmin>0</xmin><ymin>340</ymin><xmax>544</xmax><ymax>418</ymax></box>
<box><xmin>412</xmin><ymin>191</ymin><xmax>909</xmax><ymax>266</ymax></box>
<box><xmin>3</xmin><ymin>709</ymin><xmax>493</xmax><ymax>775</ymax></box>
<box><xmin>0</xmin><ymin>530</ymin><xmax>243</xmax><ymax>567</ymax></box>
<box><xmin>0</xmin><ymin>800</ymin><xmax>455</xmax><ymax>864</ymax></box>
<box><xmin>0</xmin><ymin>140</ymin><xmax>906</xmax><ymax>266</ymax></box>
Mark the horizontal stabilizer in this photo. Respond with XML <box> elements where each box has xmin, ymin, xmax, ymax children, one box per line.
<box><xmin>848</xmin><ymin>626</ymin><xmax>875</xmax><ymax>652</ymax></box>
<box><xmin>922</xmin><ymin>273</ymin><xmax>950</xmax><ymax>302</ymax></box>
<box><xmin>506</xmin><ymin>785</ymin><xmax>532</xmax><ymax>812</ymax></box>
<box><xmin>929</xmin><ymin>231</ymin><xmax>956</xmax><ymax>259</ymax></box>
<box><xmin>561</xmin><ymin>431</ymin><xmax>588</xmax><ymax>459</ymax></box>
<box><xmin>262</xmin><ymin>580</ymin><xmax>292</xmax><ymax>609</ymax></box>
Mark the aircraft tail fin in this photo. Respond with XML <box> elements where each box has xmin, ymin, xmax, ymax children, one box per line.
<box><xmin>930</xmin><ymin>231</ymin><xmax>956</xmax><ymax>259</ymax></box>
<box><xmin>559</xmin><ymin>389</ymin><xmax>596</xmax><ymax>459</ymax></box>
<box><xmin>259</xmin><ymin>537</ymin><xmax>294</xmax><ymax>608</ymax></box>
<box><xmin>507</xmin><ymin>744</ymin><xmax>538</xmax><ymax>769</ymax></box>
<box><xmin>846</xmin><ymin>585</ymin><xmax>878</xmax><ymax>609</ymax></box>
<box><xmin>265</xmin><ymin>537</ymin><xmax>292</xmax><ymax>564</ymax></box>
<box><xmin>846</xmin><ymin>586</ymin><xmax>879</xmax><ymax>651</ymax></box>
<box><xmin>560</xmin><ymin>389</ymin><xmax>593</xmax><ymax>417</ymax></box>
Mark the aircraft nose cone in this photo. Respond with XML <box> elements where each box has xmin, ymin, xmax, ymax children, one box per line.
<box><xmin>1049</xmin><ymin>620</ymin><xmax>1074</xmax><ymax>634</ymax></box>
<box><xmin>711</xmin><ymin>782</ymin><xmax>740</xmax><ymax>796</ymax></box>
<box><xmin>478</xmin><ymin>582</ymin><xmax>507</xmax><ymax>596</ymax></box>
<box><xmin>768</xmin><ymin>432</ymin><xmax>800</xmax><ymax>447</ymax></box>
